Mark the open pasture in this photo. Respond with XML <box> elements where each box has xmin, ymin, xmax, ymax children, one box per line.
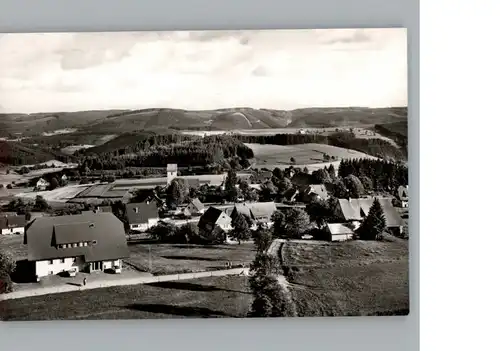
<box><xmin>125</xmin><ymin>242</ymin><xmax>256</xmax><ymax>276</ymax></box>
<box><xmin>282</xmin><ymin>238</ymin><xmax>409</xmax><ymax>316</ymax></box>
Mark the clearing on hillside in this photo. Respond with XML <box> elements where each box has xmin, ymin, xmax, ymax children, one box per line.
<box><xmin>281</xmin><ymin>238</ymin><xmax>409</xmax><ymax>316</ymax></box>
<box><xmin>245</xmin><ymin>143</ymin><xmax>377</xmax><ymax>166</ymax></box>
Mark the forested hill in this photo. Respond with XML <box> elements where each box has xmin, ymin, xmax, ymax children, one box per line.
<box><xmin>0</xmin><ymin>141</ymin><xmax>74</xmax><ymax>166</ymax></box>
<box><xmin>78</xmin><ymin>134</ymin><xmax>254</xmax><ymax>170</ymax></box>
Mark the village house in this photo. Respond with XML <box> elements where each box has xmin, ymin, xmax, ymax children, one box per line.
<box><xmin>35</xmin><ymin>178</ymin><xmax>49</xmax><ymax>191</ymax></box>
<box><xmin>230</xmin><ymin>202</ymin><xmax>277</xmax><ymax>229</ymax></box>
<box><xmin>198</xmin><ymin>206</ymin><xmax>233</xmax><ymax>234</ymax></box>
<box><xmin>24</xmin><ymin>212</ymin><xmax>129</xmax><ymax>281</ymax></box>
<box><xmin>326</xmin><ymin>223</ymin><xmax>355</xmax><ymax>242</ymax></box>
<box><xmin>397</xmin><ymin>185</ymin><xmax>409</xmax><ymax>208</ymax></box>
<box><xmin>0</xmin><ymin>214</ymin><xmax>27</xmax><ymax>235</ymax></box>
<box><xmin>301</xmin><ymin>184</ymin><xmax>329</xmax><ymax>202</ymax></box>
<box><xmin>331</xmin><ymin>197</ymin><xmax>404</xmax><ymax>234</ymax></box>
<box><xmin>125</xmin><ymin>201</ymin><xmax>160</xmax><ymax>232</ymax></box>
<box><xmin>184</xmin><ymin>198</ymin><xmax>206</xmax><ymax>216</ymax></box>
<box><xmin>175</xmin><ymin>174</ymin><xmax>226</xmax><ymax>189</ymax></box>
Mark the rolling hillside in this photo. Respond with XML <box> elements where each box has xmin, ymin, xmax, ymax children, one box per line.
<box><xmin>288</xmin><ymin>107</ymin><xmax>408</xmax><ymax>128</ymax></box>
<box><xmin>0</xmin><ymin>107</ymin><xmax>407</xmax><ymax>137</ymax></box>
<box><xmin>0</xmin><ymin>141</ymin><xmax>73</xmax><ymax>166</ymax></box>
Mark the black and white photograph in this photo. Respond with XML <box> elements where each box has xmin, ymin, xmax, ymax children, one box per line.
<box><xmin>0</xmin><ymin>28</ymin><xmax>409</xmax><ymax>320</ymax></box>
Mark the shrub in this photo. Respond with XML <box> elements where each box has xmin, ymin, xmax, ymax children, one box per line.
<box><xmin>0</xmin><ymin>274</ymin><xmax>13</xmax><ymax>294</ymax></box>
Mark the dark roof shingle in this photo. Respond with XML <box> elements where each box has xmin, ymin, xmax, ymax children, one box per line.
<box><xmin>125</xmin><ymin>202</ymin><xmax>159</xmax><ymax>225</ymax></box>
<box><xmin>25</xmin><ymin>212</ymin><xmax>129</xmax><ymax>262</ymax></box>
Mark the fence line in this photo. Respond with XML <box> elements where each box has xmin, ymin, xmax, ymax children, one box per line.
<box><xmin>0</xmin><ymin>267</ymin><xmax>249</xmax><ymax>301</ymax></box>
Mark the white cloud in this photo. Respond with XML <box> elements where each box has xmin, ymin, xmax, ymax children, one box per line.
<box><xmin>0</xmin><ymin>28</ymin><xmax>407</xmax><ymax>113</ymax></box>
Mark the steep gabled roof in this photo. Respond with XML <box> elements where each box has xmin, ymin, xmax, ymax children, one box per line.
<box><xmin>189</xmin><ymin>198</ymin><xmax>205</xmax><ymax>212</ymax></box>
<box><xmin>327</xmin><ymin>223</ymin><xmax>354</xmax><ymax>235</ymax></box>
<box><xmin>198</xmin><ymin>207</ymin><xmax>228</xmax><ymax>228</ymax></box>
<box><xmin>125</xmin><ymin>202</ymin><xmax>159</xmax><ymax>225</ymax></box>
<box><xmin>248</xmin><ymin>202</ymin><xmax>277</xmax><ymax>220</ymax></box>
<box><xmin>25</xmin><ymin>212</ymin><xmax>129</xmax><ymax>262</ymax></box>
<box><xmin>336</xmin><ymin>197</ymin><xmax>403</xmax><ymax>227</ymax></box>
<box><xmin>306</xmin><ymin>184</ymin><xmax>329</xmax><ymax>199</ymax></box>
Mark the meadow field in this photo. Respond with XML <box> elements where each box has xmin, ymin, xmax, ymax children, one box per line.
<box><xmin>281</xmin><ymin>238</ymin><xmax>409</xmax><ymax>316</ymax></box>
<box><xmin>245</xmin><ymin>142</ymin><xmax>377</xmax><ymax>170</ymax></box>
<box><xmin>124</xmin><ymin>242</ymin><xmax>256</xmax><ymax>276</ymax></box>
<box><xmin>0</xmin><ymin>276</ymin><xmax>252</xmax><ymax>320</ymax></box>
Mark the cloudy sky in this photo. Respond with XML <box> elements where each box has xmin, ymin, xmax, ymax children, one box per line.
<box><xmin>0</xmin><ymin>28</ymin><xmax>407</xmax><ymax>113</ymax></box>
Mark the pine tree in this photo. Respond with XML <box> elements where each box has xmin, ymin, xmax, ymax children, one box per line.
<box><xmin>357</xmin><ymin>198</ymin><xmax>386</xmax><ymax>240</ymax></box>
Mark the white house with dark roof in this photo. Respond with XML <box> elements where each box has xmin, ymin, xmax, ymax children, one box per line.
<box><xmin>125</xmin><ymin>201</ymin><xmax>159</xmax><ymax>232</ymax></box>
<box><xmin>24</xmin><ymin>212</ymin><xmax>129</xmax><ymax>280</ymax></box>
<box><xmin>198</xmin><ymin>206</ymin><xmax>233</xmax><ymax>234</ymax></box>
<box><xmin>0</xmin><ymin>215</ymin><xmax>27</xmax><ymax>235</ymax></box>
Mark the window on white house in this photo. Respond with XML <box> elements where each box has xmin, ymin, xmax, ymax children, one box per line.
<box><xmin>59</xmin><ymin>259</ymin><xmax>64</xmax><ymax>264</ymax></box>
<box><xmin>49</xmin><ymin>259</ymin><xmax>53</xmax><ymax>265</ymax></box>
<box><xmin>48</xmin><ymin>271</ymin><xmax>53</xmax><ymax>275</ymax></box>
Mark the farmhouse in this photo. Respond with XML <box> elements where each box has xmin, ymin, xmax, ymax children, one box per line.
<box><xmin>0</xmin><ymin>215</ymin><xmax>27</xmax><ymax>235</ymax></box>
<box><xmin>125</xmin><ymin>202</ymin><xmax>160</xmax><ymax>232</ymax></box>
<box><xmin>332</xmin><ymin>197</ymin><xmax>404</xmax><ymax>234</ymax></box>
<box><xmin>185</xmin><ymin>198</ymin><xmax>205</xmax><ymax>216</ymax></box>
<box><xmin>35</xmin><ymin>178</ymin><xmax>49</xmax><ymax>191</ymax></box>
<box><xmin>175</xmin><ymin>174</ymin><xmax>226</xmax><ymax>189</ymax></box>
<box><xmin>230</xmin><ymin>202</ymin><xmax>277</xmax><ymax>229</ymax></box>
<box><xmin>198</xmin><ymin>206</ymin><xmax>233</xmax><ymax>233</ymax></box>
<box><xmin>397</xmin><ymin>185</ymin><xmax>409</xmax><ymax>207</ymax></box>
<box><xmin>326</xmin><ymin>223</ymin><xmax>355</xmax><ymax>242</ymax></box>
<box><xmin>302</xmin><ymin>184</ymin><xmax>329</xmax><ymax>202</ymax></box>
<box><xmin>24</xmin><ymin>212</ymin><xmax>129</xmax><ymax>281</ymax></box>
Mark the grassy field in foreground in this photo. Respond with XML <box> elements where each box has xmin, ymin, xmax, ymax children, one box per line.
<box><xmin>282</xmin><ymin>239</ymin><xmax>409</xmax><ymax>317</ymax></box>
<box><xmin>0</xmin><ymin>276</ymin><xmax>251</xmax><ymax>321</ymax></box>
<box><xmin>125</xmin><ymin>242</ymin><xmax>256</xmax><ymax>275</ymax></box>
<box><xmin>245</xmin><ymin>143</ymin><xmax>376</xmax><ymax>166</ymax></box>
